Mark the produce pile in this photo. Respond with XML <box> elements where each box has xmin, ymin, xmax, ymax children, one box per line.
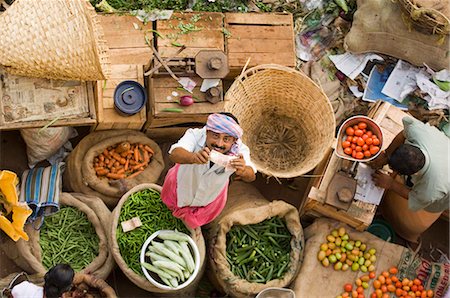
<box><xmin>225</xmin><ymin>217</ymin><xmax>291</xmax><ymax>283</ymax></box>
<box><xmin>142</xmin><ymin>231</ymin><xmax>196</xmax><ymax>288</ymax></box>
<box><xmin>342</xmin><ymin>121</ymin><xmax>381</xmax><ymax>160</ymax></box>
<box><xmin>40</xmin><ymin>207</ymin><xmax>99</xmax><ymax>271</ymax></box>
<box><xmin>93</xmin><ymin>142</ymin><xmax>154</xmax><ymax>180</ymax></box>
<box><xmin>117</xmin><ymin>189</ymin><xmax>189</xmax><ymax>275</ymax></box>
<box><xmin>337</xmin><ymin>267</ymin><xmax>435</xmax><ymax>298</ymax></box>
<box><xmin>317</xmin><ymin>227</ymin><xmax>377</xmax><ymax>273</ymax></box>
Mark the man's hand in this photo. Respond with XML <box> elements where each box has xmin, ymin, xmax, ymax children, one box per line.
<box><xmin>191</xmin><ymin>147</ymin><xmax>210</xmax><ymax>164</ymax></box>
<box><xmin>371</xmin><ymin>170</ymin><xmax>394</xmax><ymax>189</ymax></box>
<box><xmin>369</xmin><ymin>151</ymin><xmax>388</xmax><ymax>170</ymax></box>
<box><xmin>230</xmin><ymin>154</ymin><xmax>246</xmax><ymax>176</ymax></box>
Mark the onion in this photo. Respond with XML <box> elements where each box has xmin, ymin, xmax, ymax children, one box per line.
<box><xmin>179</xmin><ymin>95</ymin><xmax>194</xmax><ymax>106</ymax></box>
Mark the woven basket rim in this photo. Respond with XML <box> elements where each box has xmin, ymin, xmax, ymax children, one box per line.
<box><xmin>398</xmin><ymin>0</ymin><xmax>450</xmax><ymax>34</ymax></box>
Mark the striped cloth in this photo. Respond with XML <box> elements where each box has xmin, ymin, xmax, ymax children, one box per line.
<box><xmin>19</xmin><ymin>163</ymin><xmax>63</xmax><ymax>224</ymax></box>
<box><xmin>205</xmin><ymin>113</ymin><xmax>243</xmax><ymax>155</ymax></box>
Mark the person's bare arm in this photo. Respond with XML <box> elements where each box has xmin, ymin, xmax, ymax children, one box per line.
<box><xmin>230</xmin><ymin>155</ymin><xmax>256</xmax><ymax>182</ymax></box>
<box><xmin>169</xmin><ymin>147</ymin><xmax>210</xmax><ymax>164</ymax></box>
<box><xmin>370</xmin><ymin>130</ymin><xmax>406</xmax><ymax>169</ymax></box>
<box><xmin>372</xmin><ymin>171</ymin><xmax>410</xmax><ymax>198</ymax></box>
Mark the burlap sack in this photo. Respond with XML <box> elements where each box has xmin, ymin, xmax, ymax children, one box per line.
<box><xmin>206</xmin><ymin>182</ymin><xmax>304</xmax><ymax>298</ymax></box>
<box><xmin>1</xmin><ymin>193</ymin><xmax>114</xmax><ymax>280</ymax></box>
<box><xmin>110</xmin><ymin>183</ymin><xmax>206</xmax><ymax>295</ymax></box>
<box><xmin>293</xmin><ymin>218</ymin><xmax>449</xmax><ymax>297</ymax></box>
<box><xmin>344</xmin><ymin>0</ymin><xmax>450</xmax><ymax>70</ymax></box>
<box><xmin>64</xmin><ymin>130</ymin><xmax>165</xmax><ymax>208</ymax></box>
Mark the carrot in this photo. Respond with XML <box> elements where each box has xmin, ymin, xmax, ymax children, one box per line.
<box><xmin>99</xmin><ymin>154</ymin><xmax>105</xmax><ymax>162</ymax></box>
<box><xmin>134</xmin><ymin>147</ymin><xmax>139</xmax><ymax>162</ymax></box>
<box><xmin>129</xmin><ymin>160</ymin><xmax>136</xmax><ymax>165</ymax></box>
<box><xmin>132</xmin><ymin>162</ymin><xmax>147</xmax><ymax>171</ymax></box>
<box><xmin>126</xmin><ymin>170</ymin><xmax>143</xmax><ymax>179</ymax></box>
<box><xmin>143</xmin><ymin>150</ymin><xmax>149</xmax><ymax>163</ymax></box>
<box><xmin>144</xmin><ymin>145</ymin><xmax>154</xmax><ymax>154</ymax></box>
<box><xmin>107</xmin><ymin>173</ymin><xmax>125</xmax><ymax>180</ymax></box>
<box><xmin>112</xmin><ymin>152</ymin><xmax>122</xmax><ymax>161</ymax></box>
<box><xmin>120</xmin><ymin>150</ymin><xmax>130</xmax><ymax>158</ymax></box>
<box><xmin>107</xmin><ymin>159</ymin><xmax>114</xmax><ymax>169</ymax></box>
<box><xmin>124</xmin><ymin>159</ymin><xmax>129</xmax><ymax>171</ymax></box>
<box><xmin>98</xmin><ymin>161</ymin><xmax>105</xmax><ymax>168</ymax></box>
<box><xmin>96</xmin><ymin>169</ymin><xmax>109</xmax><ymax>176</ymax></box>
<box><xmin>103</xmin><ymin>149</ymin><xmax>109</xmax><ymax>157</ymax></box>
<box><xmin>114</xmin><ymin>161</ymin><xmax>120</xmax><ymax>168</ymax></box>
<box><xmin>117</xmin><ymin>168</ymin><xmax>125</xmax><ymax>175</ymax></box>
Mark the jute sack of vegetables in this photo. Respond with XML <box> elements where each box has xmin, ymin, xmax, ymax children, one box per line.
<box><xmin>110</xmin><ymin>183</ymin><xmax>206</xmax><ymax>294</ymax></box>
<box><xmin>64</xmin><ymin>130</ymin><xmax>164</xmax><ymax>208</ymax></box>
<box><xmin>1</xmin><ymin>193</ymin><xmax>114</xmax><ymax>280</ymax></box>
<box><xmin>206</xmin><ymin>182</ymin><xmax>304</xmax><ymax>298</ymax></box>
<box><xmin>293</xmin><ymin>218</ymin><xmax>449</xmax><ymax>297</ymax></box>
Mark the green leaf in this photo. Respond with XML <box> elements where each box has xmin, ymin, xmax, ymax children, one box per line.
<box><xmin>433</xmin><ymin>78</ymin><xmax>450</xmax><ymax>92</ymax></box>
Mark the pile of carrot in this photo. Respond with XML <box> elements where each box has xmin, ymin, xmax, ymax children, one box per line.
<box><xmin>93</xmin><ymin>142</ymin><xmax>154</xmax><ymax>180</ymax></box>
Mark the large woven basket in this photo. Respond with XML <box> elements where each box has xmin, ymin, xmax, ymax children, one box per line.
<box><xmin>0</xmin><ymin>0</ymin><xmax>110</xmax><ymax>81</ymax></box>
<box><xmin>398</xmin><ymin>0</ymin><xmax>450</xmax><ymax>35</ymax></box>
<box><xmin>225</xmin><ymin>64</ymin><xmax>335</xmax><ymax>178</ymax></box>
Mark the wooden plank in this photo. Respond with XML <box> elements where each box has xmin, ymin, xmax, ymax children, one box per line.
<box><xmin>108</xmin><ymin>48</ymin><xmax>152</xmax><ymax>65</ymax></box>
<box><xmin>158</xmin><ymin>30</ymin><xmax>224</xmax><ymax>48</ymax></box>
<box><xmin>107</xmin><ymin>64</ymin><xmax>140</xmax><ymax>79</ymax></box>
<box><xmin>158</xmin><ymin>46</ymin><xmax>223</xmax><ymax>59</ymax></box>
<box><xmin>155</xmin><ymin>101</ymin><xmax>225</xmax><ymax>115</ymax></box>
<box><xmin>228</xmin><ymin>52</ymin><xmax>296</xmax><ymax>67</ymax></box>
<box><xmin>98</xmin><ymin>14</ymin><xmax>153</xmax><ymax>48</ymax></box>
<box><xmin>0</xmin><ymin>117</ymin><xmax>96</xmax><ymax>131</ymax></box>
<box><xmin>145</xmin><ymin>126</ymin><xmax>192</xmax><ymax>140</ymax></box>
<box><xmin>149</xmin><ymin>116</ymin><xmax>209</xmax><ymax>128</ymax></box>
<box><xmin>225</xmin><ymin>13</ymin><xmax>292</xmax><ymax>25</ymax></box>
<box><xmin>153</xmin><ymin>88</ymin><xmax>210</xmax><ymax>103</ymax></box>
<box><xmin>156</xmin><ymin>12</ymin><xmax>224</xmax><ymax>30</ymax></box>
<box><xmin>227</xmin><ymin>38</ymin><xmax>294</xmax><ymax>53</ymax></box>
<box><xmin>227</xmin><ymin>25</ymin><xmax>293</xmax><ymax>40</ymax></box>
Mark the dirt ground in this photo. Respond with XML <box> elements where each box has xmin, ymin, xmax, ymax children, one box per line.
<box><xmin>0</xmin><ymin>128</ymin><xmax>448</xmax><ymax>297</ymax></box>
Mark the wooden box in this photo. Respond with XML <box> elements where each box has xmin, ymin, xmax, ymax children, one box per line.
<box><xmin>94</xmin><ymin>64</ymin><xmax>146</xmax><ymax>130</ymax></box>
<box><xmin>98</xmin><ymin>14</ymin><xmax>153</xmax><ymax>65</ymax></box>
<box><xmin>155</xmin><ymin>12</ymin><xmax>225</xmax><ymax>58</ymax></box>
<box><xmin>144</xmin><ymin>75</ymin><xmax>225</xmax><ymax>129</ymax></box>
<box><xmin>224</xmin><ymin>13</ymin><xmax>296</xmax><ymax>78</ymax></box>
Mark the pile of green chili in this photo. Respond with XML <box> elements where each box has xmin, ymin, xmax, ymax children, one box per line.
<box><xmin>117</xmin><ymin>188</ymin><xmax>189</xmax><ymax>275</ymax></box>
<box><xmin>226</xmin><ymin>217</ymin><xmax>291</xmax><ymax>283</ymax></box>
<box><xmin>40</xmin><ymin>207</ymin><xmax>99</xmax><ymax>272</ymax></box>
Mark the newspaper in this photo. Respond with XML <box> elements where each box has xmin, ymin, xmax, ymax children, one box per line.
<box><xmin>354</xmin><ymin>163</ymin><xmax>385</xmax><ymax>205</ymax></box>
<box><xmin>0</xmin><ymin>68</ymin><xmax>90</xmax><ymax>124</ymax></box>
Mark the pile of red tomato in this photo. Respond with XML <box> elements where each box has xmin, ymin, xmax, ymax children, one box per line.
<box><xmin>342</xmin><ymin>121</ymin><xmax>381</xmax><ymax>160</ymax></box>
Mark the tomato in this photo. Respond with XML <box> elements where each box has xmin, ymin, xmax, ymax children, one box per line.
<box><xmin>354</xmin><ymin>129</ymin><xmax>364</xmax><ymax>137</ymax></box>
<box><xmin>412</xmin><ymin>285</ymin><xmax>418</xmax><ymax>292</ymax></box>
<box><xmin>357</xmin><ymin>138</ymin><xmax>365</xmax><ymax>146</ymax></box>
<box><xmin>373</xmin><ymin>138</ymin><xmax>380</xmax><ymax>146</ymax></box>
<box><xmin>386</xmin><ymin>278</ymin><xmax>392</xmax><ymax>285</ymax></box>
<box><xmin>381</xmin><ymin>285</ymin><xmax>388</xmax><ymax>293</ymax></box>
<box><xmin>344</xmin><ymin>283</ymin><xmax>353</xmax><ymax>292</ymax></box>
<box><xmin>351</xmin><ymin>144</ymin><xmax>356</xmax><ymax>149</ymax></box>
<box><xmin>358</xmin><ymin>122</ymin><xmax>367</xmax><ymax>129</ymax></box>
<box><xmin>369</xmin><ymin>272</ymin><xmax>376</xmax><ymax>279</ymax></box>
<box><xmin>352</xmin><ymin>137</ymin><xmax>358</xmax><ymax>143</ymax></box>
<box><xmin>355</xmin><ymin>146</ymin><xmax>363</xmax><ymax>152</ymax></box>
<box><xmin>375</xmin><ymin>289</ymin><xmax>382</xmax><ymax>297</ymax></box>
<box><xmin>357</xmin><ymin>294</ymin><xmax>364</xmax><ymax>298</ymax></box>
<box><xmin>389</xmin><ymin>267</ymin><xmax>398</xmax><ymax>275</ymax></box>
<box><xmin>374</xmin><ymin>280</ymin><xmax>381</xmax><ymax>289</ymax></box>
<box><xmin>365</xmin><ymin>138</ymin><xmax>373</xmax><ymax>145</ymax></box>
<box><xmin>418</xmin><ymin>286</ymin><xmax>424</xmax><ymax>291</ymax></box>
<box><xmin>343</xmin><ymin>141</ymin><xmax>351</xmax><ymax>148</ymax></box>
<box><xmin>379</xmin><ymin>276</ymin><xmax>386</xmax><ymax>284</ymax></box>
<box><xmin>395</xmin><ymin>281</ymin><xmax>402</xmax><ymax>288</ymax></box>
<box><xmin>421</xmin><ymin>291</ymin><xmax>427</xmax><ymax>298</ymax></box>
<box><xmin>371</xmin><ymin>293</ymin><xmax>377</xmax><ymax>298</ymax></box>
<box><xmin>396</xmin><ymin>288</ymin><xmax>403</xmax><ymax>297</ymax></box>
<box><xmin>352</xmin><ymin>290</ymin><xmax>358</xmax><ymax>298</ymax></box>
<box><xmin>356</xmin><ymin>152</ymin><xmax>364</xmax><ymax>159</ymax></box>
<box><xmin>427</xmin><ymin>290</ymin><xmax>434</xmax><ymax>298</ymax></box>
<box><xmin>388</xmin><ymin>285</ymin><xmax>396</xmax><ymax>292</ymax></box>
<box><xmin>362</xmin><ymin>134</ymin><xmax>369</xmax><ymax>141</ymax></box>
<box><xmin>362</xmin><ymin>144</ymin><xmax>369</xmax><ymax>151</ymax></box>
<box><xmin>343</xmin><ymin>293</ymin><xmax>350</xmax><ymax>298</ymax></box>
<box><xmin>413</xmin><ymin>279</ymin><xmax>421</xmax><ymax>286</ymax></box>
<box><xmin>382</xmin><ymin>293</ymin><xmax>390</xmax><ymax>298</ymax></box>
<box><xmin>352</xmin><ymin>150</ymin><xmax>357</xmax><ymax>158</ymax></box>
<box><xmin>364</xmin><ymin>150</ymin><xmax>371</xmax><ymax>157</ymax></box>
<box><xmin>391</xmin><ymin>276</ymin><xmax>399</xmax><ymax>283</ymax></box>
<box><xmin>382</xmin><ymin>271</ymin><xmax>390</xmax><ymax>278</ymax></box>
<box><xmin>366</xmin><ymin>131</ymin><xmax>373</xmax><ymax>137</ymax></box>
<box><xmin>347</xmin><ymin>136</ymin><xmax>353</xmax><ymax>142</ymax></box>
<box><xmin>357</xmin><ymin>286</ymin><xmax>364</xmax><ymax>294</ymax></box>
<box><xmin>370</xmin><ymin>146</ymin><xmax>380</xmax><ymax>155</ymax></box>
<box><xmin>344</xmin><ymin>147</ymin><xmax>353</xmax><ymax>155</ymax></box>
<box><xmin>346</xmin><ymin>127</ymin><xmax>355</xmax><ymax>136</ymax></box>
<box><xmin>353</xmin><ymin>125</ymin><xmax>359</xmax><ymax>130</ymax></box>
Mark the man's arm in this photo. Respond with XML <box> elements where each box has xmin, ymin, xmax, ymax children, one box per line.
<box><xmin>370</xmin><ymin>130</ymin><xmax>406</xmax><ymax>169</ymax></box>
<box><xmin>169</xmin><ymin>147</ymin><xmax>210</xmax><ymax>164</ymax></box>
<box><xmin>230</xmin><ymin>155</ymin><xmax>256</xmax><ymax>182</ymax></box>
<box><xmin>372</xmin><ymin>171</ymin><xmax>410</xmax><ymax>198</ymax></box>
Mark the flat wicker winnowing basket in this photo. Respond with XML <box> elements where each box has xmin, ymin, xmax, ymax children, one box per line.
<box><xmin>225</xmin><ymin>64</ymin><xmax>335</xmax><ymax>178</ymax></box>
<box><xmin>0</xmin><ymin>0</ymin><xmax>110</xmax><ymax>81</ymax></box>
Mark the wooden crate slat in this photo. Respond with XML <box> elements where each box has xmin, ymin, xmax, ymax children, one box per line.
<box><xmin>225</xmin><ymin>13</ymin><xmax>292</xmax><ymax>25</ymax></box>
<box><xmin>156</xmin><ymin>12</ymin><xmax>224</xmax><ymax>29</ymax></box>
<box><xmin>157</xmin><ymin>46</ymin><xmax>223</xmax><ymax>59</ymax></box>
<box><xmin>227</xmin><ymin>25</ymin><xmax>293</xmax><ymax>39</ymax></box>
<box><xmin>150</xmin><ymin>116</ymin><xmax>209</xmax><ymax>128</ymax></box>
<box><xmin>99</xmin><ymin>15</ymin><xmax>153</xmax><ymax>48</ymax></box>
<box><xmin>227</xmin><ymin>38</ymin><xmax>294</xmax><ymax>53</ymax></box>
<box><xmin>153</xmin><ymin>88</ymin><xmax>209</xmax><ymax>103</ymax></box>
<box><xmin>155</xmin><ymin>101</ymin><xmax>225</xmax><ymax>115</ymax></box>
<box><xmin>108</xmin><ymin>48</ymin><xmax>152</xmax><ymax>65</ymax></box>
<box><xmin>158</xmin><ymin>30</ymin><xmax>224</xmax><ymax>48</ymax></box>
<box><xmin>228</xmin><ymin>52</ymin><xmax>296</xmax><ymax>67</ymax></box>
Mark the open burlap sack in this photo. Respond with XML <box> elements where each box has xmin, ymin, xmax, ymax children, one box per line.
<box><xmin>110</xmin><ymin>183</ymin><xmax>206</xmax><ymax>295</ymax></box>
<box><xmin>0</xmin><ymin>0</ymin><xmax>110</xmax><ymax>81</ymax></box>
<box><xmin>206</xmin><ymin>182</ymin><xmax>304</xmax><ymax>298</ymax></box>
<box><xmin>344</xmin><ymin>0</ymin><xmax>449</xmax><ymax>70</ymax></box>
<box><xmin>1</xmin><ymin>193</ymin><xmax>114</xmax><ymax>280</ymax></box>
<box><xmin>64</xmin><ymin>130</ymin><xmax>164</xmax><ymax>208</ymax></box>
<box><xmin>293</xmin><ymin>218</ymin><xmax>449</xmax><ymax>297</ymax></box>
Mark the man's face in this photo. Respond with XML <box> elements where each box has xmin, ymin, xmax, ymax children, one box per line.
<box><xmin>206</xmin><ymin>130</ymin><xmax>236</xmax><ymax>154</ymax></box>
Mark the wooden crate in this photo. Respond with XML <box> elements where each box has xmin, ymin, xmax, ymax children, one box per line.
<box><xmin>144</xmin><ymin>75</ymin><xmax>225</xmax><ymax>129</ymax></box>
<box><xmin>155</xmin><ymin>12</ymin><xmax>225</xmax><ymax>58</ymax></box>
<box><xmin>94</xmin><ymin>64</ymin><xmax>146</xmax><ymax>130</ymax></box>
<box><xmin>98</xmin><ymin>14</ymin><xmax>153</xmax><ymax>65</ymax></box>
<box><xmin>224</xmin><ymin>13</ymin><xmax>296</xmax><ymax>78</ymax></box>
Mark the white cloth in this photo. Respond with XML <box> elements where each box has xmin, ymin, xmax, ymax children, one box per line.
<box><xmin>11</xmin><ymin>281</ymin><xmax>43</xmax><ymax>298</ymax></box>
<box><xmin>169</xmin><ymin>127</ymin><xmax>256</xmax><ymax>207</ymax></box>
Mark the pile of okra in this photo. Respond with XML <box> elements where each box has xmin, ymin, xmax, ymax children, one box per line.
<box><xmin>225</xmin><ymin>216</ymin><xmax>291</xmax><ymax>283</ymax></box>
